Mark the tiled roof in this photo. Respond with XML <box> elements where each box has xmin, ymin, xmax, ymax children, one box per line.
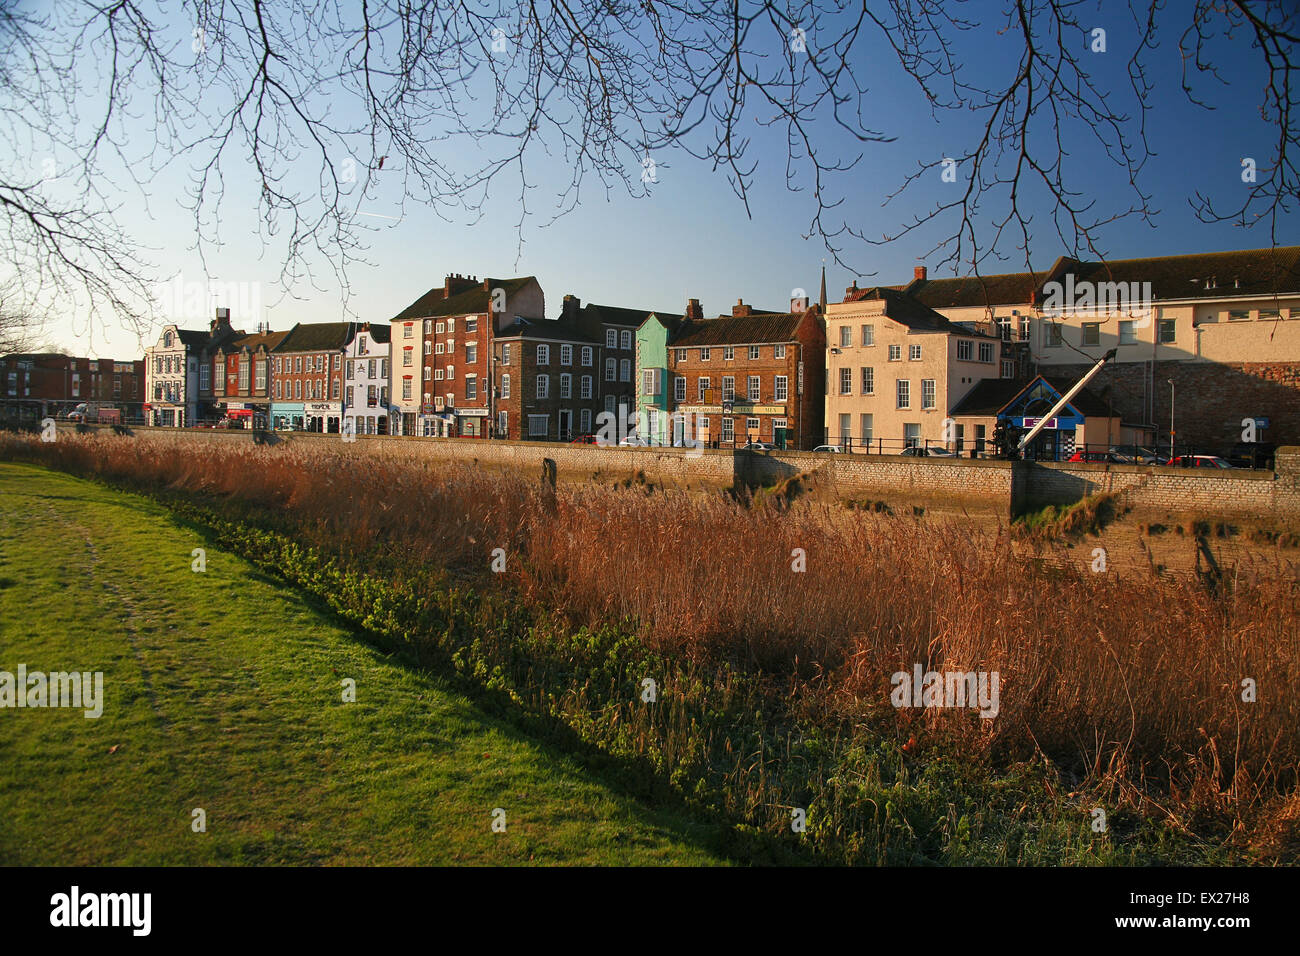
<box><xmin>358</xmin><ymin>323</ymin><xmax>391</xmax><ymax>344</ymax></box>
<box><xmin>899</xmin><ymin>246</ymin><xmax>1300</xmax><ymax>309</ymax></box>
<box><xmin>176</xmin><ymin>328</ymin><xmax>210</xmax><ymax>347</ymax></box>
<box><xmin>841</xmin><ymin>287</ymin><xmax>988</xmax><ymax>334</ymax></box>
<box><xmin>669</xmin><ymin>309</ymin><xmax>812</xmax><ymax>347</ymax></box>
<box><xmin>273</xmin><ymin>322</ymin><xmax>356</xmax><ymax>353</ymax></box>
<box><xmin>392</xmin><ymin>277</ymin><xmax>536</xmax><ymax>321</ymax></box>
<box><xmin>228</xmin><ymin>328</ymin><xmax>290</xmax><ymax>353</ymax></box>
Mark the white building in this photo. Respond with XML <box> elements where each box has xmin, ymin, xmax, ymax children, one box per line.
<box><xmin>343</xmin><ymin>322</ymin><xmax>393</xmax><ymax>435</ymax></box>
<box><xmin>143</xmin><ymin>308</ymin><xmax>237</xmax><ymax>426</ymax></box>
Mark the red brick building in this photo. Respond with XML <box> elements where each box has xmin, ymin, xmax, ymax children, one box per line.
<box><xmin>207</xmin><ymin>328</ymin><xmax>288</xmax><ymax>428</ymax></box>
<box><xmin>1</xmin><ymin>354</ymin><xmax>145</xmax><ymax>424</ymax></box>
<box><xmin>270</xmin><ymin>322</ymin><xmax>352</xmax><ymax>432</ymax></box>
<box><xmin>666</xmin><ymin>300</ymin><xmax>826</xmax><ymax>448</ymax></box>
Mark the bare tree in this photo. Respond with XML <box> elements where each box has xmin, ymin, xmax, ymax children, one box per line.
<box><xmin>0</xmin><ymin>279</ymin><xmax>47</xmax><ymax>355</ymax></box>
<box><xmin>0</xmin><ymin>0</ymin><xmax>1294</xmax><ymax>336</ymax></box>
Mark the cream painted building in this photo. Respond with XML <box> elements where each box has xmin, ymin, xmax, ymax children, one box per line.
<box><xmin>824</xmin><ymin>288</ymin><xmax>1001</xmax><ymax>451</ymax></box>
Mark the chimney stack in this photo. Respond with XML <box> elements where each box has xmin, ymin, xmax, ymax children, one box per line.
<box><xmin>732</xmin><ymin>298</ymin><xmax>752</xmax><ymax>318</ymax></box>
<box><xmin>914</xmin><ymin>266</ymin><xmax>927</xmax><ymax>282</ymax></box>
<box><xmin>685</xmin><ymin>298</ymin><xmax>703</xmax><ymax>320</ymax></box>
<box><xmin>444</xmin><ymin>273</ymin><xmax>477</xmax><ymax>299</ymax></box>
<box><xmin>562</xmin><ymin>294</ymin><xmax>581</xmax><ymax>323</ymax></box>
<box><xmin>211</xmin><ymin>307</ymin><xmax>231</xmax><ymax>334</ymax></box>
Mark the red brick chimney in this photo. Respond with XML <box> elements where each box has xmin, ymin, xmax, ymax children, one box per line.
<box><xmin>684</xmin><ymin>298</ymin><xmax>703</xmax><ymax>320</ymax></box>
<box><xmin>732</xmin><ymin>298</ymin><xmax>752</xmax><ymax>318</ymax></box>
<box><xmin>443</xmin><ymin>273</ymin><xmax>477</xmax><ymax>299</ymax></box>
<box><xmin>914</xmin><ymin>266</ymin><xmax>927</xmax><ymax>282</ymax></box>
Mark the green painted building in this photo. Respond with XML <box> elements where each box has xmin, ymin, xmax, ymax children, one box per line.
<box><xmin>635</xmin><ymin>308</ymin><xmax>687</xmax><ymax>445</ymax></box>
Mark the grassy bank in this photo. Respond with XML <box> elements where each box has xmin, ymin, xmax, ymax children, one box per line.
<box><xmin>4</xmin><ymin>433</ymin><xmax>1299</xmax><ymax>864</ymax></box>
<box><xmin>0</xmin><ymin>462</ymin><xmax>729</xmax><ymax>865</ymax></box>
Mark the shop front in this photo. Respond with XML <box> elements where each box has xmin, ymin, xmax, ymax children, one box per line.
<box><xmin>456</xmin><ymin>407</ymin><xmax>489</xmax><ymax>438</ymax></box>
<box><xmin>304</xmin><ymin>401</ymin><xmax>342</xmax><ymax>434</ymax></box>
<box><xmin>272</xmin><ymin>402</ymin><xmax>305</xmax><ymax>431</ymax></box>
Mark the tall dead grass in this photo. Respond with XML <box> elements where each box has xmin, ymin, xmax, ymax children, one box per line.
<box><xmin>8</xmin><ymin>432</ymin><xmax>1298</xmax><ymax>844</ymax></box>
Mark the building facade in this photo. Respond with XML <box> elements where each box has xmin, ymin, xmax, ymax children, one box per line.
<box><xmin>342</xmin><ymin>323</ymin><xmax>393</xmax><ymax>435</ymax></box>
<box><xmin>144</xmin><ymin>309</ymin><xmax>239</xmax><ymax>426</ymax></box>
<box><xmin>270</xmin><ymin>323</ymin><xmax>351</xmax><ymax>432</ymax></box>
<box><xmin>207</xmin><ymin>328</ymin><xmax>287</xmax><ymax>429</ymax></box>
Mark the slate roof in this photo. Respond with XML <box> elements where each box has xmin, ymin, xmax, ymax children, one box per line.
<box><xmin>176</xmin><ymin>328</ymin><xmax>211</xmax><ymax>347</ymax></box>
<box><xmin>227</xmin><ymin>328</ymin><xmax>291</xmax><ymax>353</ymax></box>
<box><xmin>580</xmin><ymin>303</ymin><xmax>681</xmax><ymax>328</ymax></box>
<box><xmin>950</xmin><ymin>375</ymin><xmax>1113</xmax><ymax>418</ymax></box>
<box><xmin>841</xmin><ymin>287</ymin><xmax>996</xmax><ymax>335</ymax></box>
<box><xmin>495</xmin><ymin>316</ymin><xmax>600</xmax><ymax>344</ymax></box>
<box><xmin>392</xmin><ymin>277</ymin><xmax>536</xmax><ymax>321</ymax></box>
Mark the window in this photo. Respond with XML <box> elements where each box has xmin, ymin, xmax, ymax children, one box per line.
<box><xmin>559</xmin><ymin>374</ymin><xmax>571</xmax><ymax>399</ymax></box>
<box><xmin>921</xmin><ymin>379</ymin><xmax>936</xmax><ymax>409</ymax></box>
<box><xmin>724</xmin><ymin>347</ymin><xmax>734</xmax><ymax>360</ymax></box>
<box><xmin>275</xmin><ymin>382</ymin><xmax>282</xmax><ymax>400</ymax></box>
<box><xmin>839</xmin><ymin>326</ymin><xmax>852</xmax><ymax>348</ymax></box>
<box><xmin>434</xmin><ymin>369</ymin><xmax>442</xmax><ymax>381</ymax></box>
<box><xmin>255</xmin><ymin>359</ymin><xmax>266</xmax><ymax>391</ymax></box>
<box><xmin>1260</xmin><ymin>308</ymin><xmax>1282</xmax><ymax>321</ymax></box>
<box><xmin>1118</xmin><ymin>320</ymin><xmax>1137</xmax><ymax>345</ymax></box>
<box><xmin>642</xmin><ymin>369</ymin><xmax>655</xmax><ymax>396</ymax></box>
<box><xmin>746</xmin><ymin>417</ymin><xmax>760</xmax><ymax>436</ymax></box>
<box><xmin>701</xmin><ymin>347</ymin><xmax>711</xmax><ymax>361</ymax></box>
<box><xmin>978</xmin><ymin>342</ymin><xmax>994</xmax><ymax>363</ymax></box>
<box><xmin>860</xmin><ymin>413</ymin><xmax>873</xmax><ymax>445</ymax></box>
<box><xmin>749</xmin><ymin>345</ymin><xmax>761</xmax><ymax>360</ymax></box>
<box><xmin>605</xmin><ymin>358</ymin><xmax>616</xmax><ymax>381</ymax></box>
<box><xmin>315</xmin><ymin>355</ymin><xmax>323</xmax><ymax>371</ymax></box>
<box><xmin>499</xmin><ymin>344</ymin><xmax>511</xmax><ymax>365</ymax></box>
<box><xmin>560</xmin><ymin>344</ymin><xmax>572</xmax><ymax>366</ymax></box>
<box><xmin>774</xmin><ymin>375</ymin><xmax>788</xmax><ymax>402</ymax></box>
<box><xmin>775</xmin><ymin>344</ymin><xmax>787</xmax><ymax>359</ymax></box>
<box><xmin>447</xmin><ymin>318</ymin><xmax>455</xmax><ymax>331</ymax></box>
<box><xmin>501</xmin><ymin>373</ymin><xmax>511</xmax><ymax>399</ymax></box>
<box><xmin>698</xmin><ymin>377</ymin><xmax>711</xmax><ymax>402</ymax></box>
<box><xmin>581</xmin><ymin>346</ymin><xmax>592</xmax><ymax>366</ymax></box>
<box><xmin>619</xmin><ymin>359</ymin><xmax>631</xmax><ymax>382</ymax></box>
<box><xmin>996</xmin><ymin>316</ymin><xmax>1012</xmax><ymax>341</ymax></box>
<box><xmin>447</xmin><ymin>365</ymin><xmax>455</xmax><ymax>379</ymax></box>
<box><xmin>424</xmin><ymin>320</ymin><xmax>432</xmax><ymax>334</ymax></box>
<box><xmin>722</xmin><ymin>376</ymin><xmax>735</xmax><ymax>401</ymax></box>
<box><xmin>838</xmin><ymin>413</ymin><xmax>851</xmax><ymax>442</ymax></box>
<box><xmin>606</xmin><ymin>329</ymin><xmax>617</xmax><ymax>349</ymax></box>
<box><xmin>465</xmin><ymin>316</ymin><xmax>477</xmax><ymax>333</ymax></box>
<box><xmin>1081</xmin><ymin>323</ymin><xmax>1100</xmax><ymax>346</ymax></box>
<box><xmin>745</xmin><ymin>375</ymin><xmax>759</xmax><ymax>401</ymax></box>
<box><xmin>909</xmin><ymin>344</ymin><xmax>922</xmax><ymax>361</ymax></box>
<box><xmin>537</xmin><ymin>344</ymin><xmax>550</xmax><ymax>365</ymax></box>
<box><xmin>697</xmin><ymin>416</ymin><xmax>709</xmax><ymax>437</ymax></box>
<box><xmin>904</xmin><ymin>423</ymin><xmax>921</xmax><ymax>448</ymax></box>
<box><xmin>1001</xmin><ymin>360</ymin><xmax>1015</xmax><ymax>379</ymax></box>
<box><xmin>498</xmin><ymin>410</ymin><xmax>508</xmax><ymax>437</ymax></box>
<box><xmin>528</xmin><ymin>415</ymin><xmax>549</xmax><ymax>438</ymax></box>
<box><xmin>404</xmin><ymin>324</ymin><xmax>413</xmax><ymax>338</ymax></box>
<box><xmin>238</xmin><ymin>361</ymin><xmax>250</xmax><ymax>391</ymax></box>
<box><xmin>465</xmin><ymin>376</ymin><xmax>477</xmax><ymax>400</ymax></box>
<box><xmin>465</xmin><ymin>344</ymin><xmax>477</xmax><ymax>364</ymax></box>
<box><xmin>402</xmin><ymin>380</ymin><xmax>412</xmax><ymax>400</ymax></box>
<box><xmin>536</xmin><ymin>374</ymin><xmax>549</xmax><ymax>399</ymax></box>
<box><xmin>860</xmin><ymin>367</ymin><xmax>874</xmax><ymax>395</ymax></box>
<box><xmin>1018</xmin><ymin>315</ymin><xmax>1031</xmax><ymax>341</ymax></box>
<box><xmin>581</xmin><ymin>375</ymin><xmax>593</xmax><ymax>399</ymax></box>
<box><xmin>580</xmin><ymin>408</ymin><xmax>592</xmax><ymax>433</ymax></box>
<box><xmin>1044</xmin><ymin>323</ymin><xmax>1063</xmax><ymax>348</ymax></box>
<box><xmin>295</xmin><ymin>356</ymin><xmax>303</xmax><ymax>372</ymax></box>
<box><xmin>199</xmin><ymin>365</ymin><xmax>210</xmax><ymax>390</ymax></box>
<box><xmin>721</xmin><ymin>417</ymin><xmax>734</xmax><ymax>442</ymax></box>
<box><xmin>675</xmin><ymin>376</ymin><xmax>687</xmax><ymax>401</ymax></box>
<box><xmin>1228</xmin><ymin>310</ymin><xmax>1250</xmax><ymax>322</ymax></box>
<box><xmin>436</xmin><ymin>321</ymin><xmax>445</xmax><ymax>334</ymax></box>
<box><xmin>605</xmin><ymin>395</ymin><xmax>615</xmax><ymax>413</ymax></box>
<box><xmin>295</xmin><ymin>380</ymin><xmax>302</xmax><ymax>399</ymax></box>
<box><xmin>861</xmin><ymin>325</ymin><xmax>874</xmax><ymax>347</ymax></box>
<box><xmin>435</xmin><ymin>342</ymin><xmax>445</xmax><ymax>355</ymax></box>
<box><xmin>956</xmin><ymin>340</ymin><xmax>972</xmax><ymax>361</ymax></box>
<box><xmin>403</xmin><ymin>349</ymin><xmax>413</xmax><ymax>367</ymax></box>
<box><xmin>332</xmin><ymin>379</ymin><xmax>340</xmax><ymax>399</ymax></box>
<box><xmin>333</xmin><ymin>354</ymin><xmax>341</xmax><ymax>369</ymax></box>
<box><xmin>1158</xmin><ymin>319</ymin><xmax>1176</xmax><ymax>344</ymax></box>
<box><xmin>896</xmin><ymin>379</ymin><xmax>910</xmax><ymax>409</ymax></box>
<box><xmin>889</xmin><ymin>344</ymin><xmax>902</xmax><ymax>361</ymax></box>
<box><xmin>839</xmin><ymin>368</ymin><xmax>852</xmax><ymax>395</ymax></box>
<box><xmin>346</xmin><ymin>360</ymin><xmax>355</xmax><ymax>380</ymax></box>
<box><xmin>620</xmin><ymin>330</ymin><xmax>632</xmax><ymax>350</ymax></box>
<box><xmin>676</xmin><ymin>349</ymin><xmax>687</xmax><ymax>362</ymax></box>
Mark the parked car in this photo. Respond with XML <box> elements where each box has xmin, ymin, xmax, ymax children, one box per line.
<box><xmin>570</xmin><ymin>434</ymin><xmax>599</xmax><ymax>445</ymax></box>
<box><xmin>1067</xmin><ymin>450</ymin><xmax>1122</xmax><ymax>463</ymax></box>
<box><xmin>1226</xmin><ymin>441</ymin><xmax>1276</xmax><ymax>470</ymax></box>
<box><xmin>901</xmin><ymin>445</ymin><xmax>955</xmax><ymax>457</ymax></box>
<box><xmin>1167</xmin><ymin>455</ymin><xmax>1234</xmax><ymax>469</ymax></box>
<box><xmin>812</xmin><ymin>444</ymin><xmax>843</xmax><ymax>454</ymax></box>
<box><xmin>742</xmin><ymin>439</ymin><xmax>776</xmax><ymax>451</ymax></box>
<box><xmin>1109</xmin><ymin>444</ymin><xmax>1165</xmax><ymax>465</ymax></box>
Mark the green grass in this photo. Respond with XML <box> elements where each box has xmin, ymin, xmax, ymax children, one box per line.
<box><xmin>0</xmin><ymin>463</ymin><xmax>726</xmax><ymax>865</ymax></box>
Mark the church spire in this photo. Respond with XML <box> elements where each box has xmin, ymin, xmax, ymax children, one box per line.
<box><xmin>819</xmin><ymin>262</ymin><xmax>827</xmax><ymax>312</ymax></box>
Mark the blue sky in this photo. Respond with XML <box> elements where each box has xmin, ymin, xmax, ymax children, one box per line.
<box><xmin>25</xmin><ymin>1</ymin><xmax>1297</xmax><ymax>358</ymax></box>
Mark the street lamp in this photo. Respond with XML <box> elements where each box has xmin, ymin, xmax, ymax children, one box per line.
<box><xmin>1168</xmin><ymin>380</ymin><xmax>1175</xmax><ymax>461</ymax></box>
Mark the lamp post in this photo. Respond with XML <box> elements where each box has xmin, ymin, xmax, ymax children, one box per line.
<box><xmin>1168</xmin><ymin>380</ymin><xmax>1175</xmax><ymax>461</ymax></box>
